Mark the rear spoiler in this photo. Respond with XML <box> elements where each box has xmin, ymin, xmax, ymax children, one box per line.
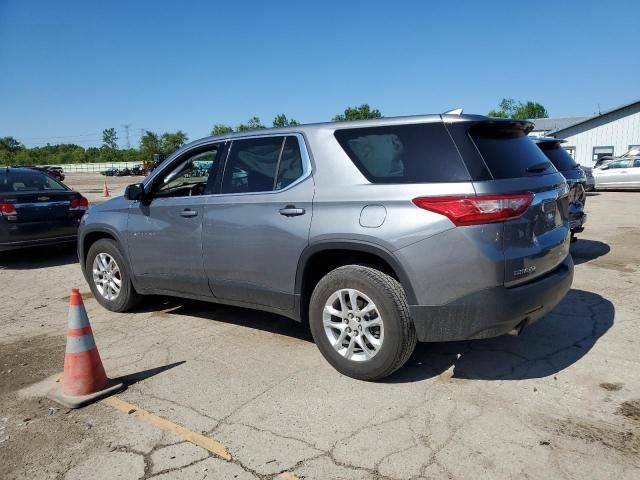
<box><xmin>470</xmin><ymin>119</ymin><xmax>535</xmax><ymax>135</ymax></box>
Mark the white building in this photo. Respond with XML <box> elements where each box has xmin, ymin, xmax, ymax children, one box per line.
<box><xmin>529</xmin><ymin>99</ymin><xmax>640</xmax><ymax>167</ymax></box>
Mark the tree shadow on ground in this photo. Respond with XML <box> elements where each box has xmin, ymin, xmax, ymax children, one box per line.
<box><xmin>0</xmin><ymin>243</ymin><xmax>78</xmax><ymax>270</ymax></box>
<box><xmin>386</xmin><ymin>289</ymin><xmax>614</xmax><ymax>383</ymax></box>
<box><xmin>570</xmin><ymin>239</ymin><xmax>610</xmax><ymax>265</ymax></box>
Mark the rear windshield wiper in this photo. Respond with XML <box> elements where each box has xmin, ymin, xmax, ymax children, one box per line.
<box><xmin>525</xmin><ymin>161</ymin><xmax>551</xmax><ymax>173</ymax></box>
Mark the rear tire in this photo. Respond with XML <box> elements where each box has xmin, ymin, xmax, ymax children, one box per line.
<box><xmin>86</xmin><ymin>238</ymin><xmax>140</xmax><ymax>312</ymax></box>
<box><xmin>309</xmin><ymin>265</ymin><xmax>417</xmax><ymax>381</ymax></box>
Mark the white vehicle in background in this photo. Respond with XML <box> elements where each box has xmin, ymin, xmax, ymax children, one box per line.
<box><xmin>593</xmin><ymin>157</ymin><xmax>640</xmax><ymax>190</ymax></box>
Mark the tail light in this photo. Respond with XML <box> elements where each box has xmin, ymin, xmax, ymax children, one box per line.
<box><xmin>69</xmin><ymin>196</ymin><xmax>89</xmax><ymax>211</ymax></box>
<box><xmin>0</xmin><ymin>202</ymin><xmax>17</xmax><ymax>220</ymax></box>
<box><xmin>412</xmin><ymin>193</ymin><xmax>533</xmax><ymax>226</ymax></box>
<box><xmin>0</xmin><ymin>203</ymin><xmax>17</xmax><ymax>215</ymax></box>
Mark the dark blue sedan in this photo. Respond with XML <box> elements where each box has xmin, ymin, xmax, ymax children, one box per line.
<box><xmin>0</xmin><ymin>167</ymin><xmax>88</xmax><ymax>251</ymax></box>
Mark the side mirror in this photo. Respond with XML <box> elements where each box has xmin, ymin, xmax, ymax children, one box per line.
<box><xmin>125</xmin><ymin>183</ymin><xmax>146</xmax><ymax>201</ymax></box>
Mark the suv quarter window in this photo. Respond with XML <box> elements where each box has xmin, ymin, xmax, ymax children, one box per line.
<box><xmin>334</xmin><ymin>122</ymin><xmax>470</xmax><ymax>183</ymax></box>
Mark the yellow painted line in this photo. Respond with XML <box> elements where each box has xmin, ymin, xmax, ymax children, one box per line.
<box><xmin>275</xmin><ymin>473</ymin><xmax>300</xmax><ymax>480</ymax></box>
<box><xmin>102</xmin><ymin>396</ymin><xmax>231</xmax><ymax>461</ymax></box>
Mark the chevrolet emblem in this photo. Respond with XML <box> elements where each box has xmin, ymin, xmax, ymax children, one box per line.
<box><xmin>37</xmin><ymin>196</ymin><xmax>50</xmax><ymax>201</ymax></box>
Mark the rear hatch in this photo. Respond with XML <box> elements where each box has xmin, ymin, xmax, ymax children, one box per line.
<box><xmin>446</xmin><ymin>118</ymin><xmax>570</xmax><ymax>286</ymax></box>
<box><xmin>8</xmin><ymin>191</ymin><xmax>84</xmax><ymax>222</ymax></box>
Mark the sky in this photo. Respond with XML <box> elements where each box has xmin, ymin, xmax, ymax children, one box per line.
<box><xmin>1</xmin><ymin>0</ymin><xmax>639</xmax><ymax>148</ymax></box>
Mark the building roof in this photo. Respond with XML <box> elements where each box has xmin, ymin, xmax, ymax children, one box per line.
<box><xmin>528</xmin><ymin>117</ymin><xmax>588</xmax><ymax>132</ymax></box>
<box><xmin>548</xmin><ymin>99</ymin><xmax>640</xmax><ymax>135</ymax></box>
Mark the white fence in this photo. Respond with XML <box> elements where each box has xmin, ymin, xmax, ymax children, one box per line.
<box><xmin>39</xmin><ymin>162</ymin><xmax>143</xmax><ymax>173</ymax></box>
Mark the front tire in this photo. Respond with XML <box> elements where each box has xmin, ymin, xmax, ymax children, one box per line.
<box><xmin>86</xmin><ymin>238</ymin><xmax>140</xmax><ymax>312</ymax></box>
<box><xmin>309</xmin><ymin>265</ymin><xmax>416</xmax><ymax>381</ymax></box>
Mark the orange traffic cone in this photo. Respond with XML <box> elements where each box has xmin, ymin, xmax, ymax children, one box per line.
<box><xmin>48</xmin><ymin>288</ymin><xmax>124</xmax><ymax>408</ymax></box>
<box><xmin>102</xmin><ymin>180</ymin><xmax>110</xmax><ymax>197</ymax></box>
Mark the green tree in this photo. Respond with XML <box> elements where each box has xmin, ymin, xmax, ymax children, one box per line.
<box><xmin>237</xmin><ymin>117</ymin><xmax>266</xmax><ymax>131</ymax></box>
<box><xmin>161</xmin><ymin>131</ymin><xmax>188</xmax><ymax>154</ymax></box>
<box><xmin>513</xmin><ymin>101</ymin><xmax>548</xmax><ymax>119</ymax></box>
<box><xmin>139</xmin><ymin>131</ymin><xmax>162</xmax><ymax>159</ymax></box>
<box><xmin>0</xmin><ymin>136</ymin><xmax>23</xmax><ymax>153</ymax></box>
<box><xmin>211</xmin><ymin>124</ymin><xmax>234</xmax><ymax>136</ymax></box>
<box><xmin>102</xmin><ymin>128</ymin><xmax>118</xmax><ymax>149</ymax></box>
<box><xmin>488</xmin><ymin>98</ymin><xmax>549</xmax><ymax>119</ymax></box>
<box><xmin>333</xmin><ymin>104</ymin><xmax>382</xmax><ymax>122</ymax></box>
<box><xmin>272</xmin><ymin>114</ymin><xmax>299</xmax><ymax>128</ymax></box>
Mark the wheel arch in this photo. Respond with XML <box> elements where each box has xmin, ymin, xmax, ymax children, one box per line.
<box><xmin>295</xmin><ymin>240</ymin><xmax>417</xmax><ymax>323</ymax></box>
<box><xmin>79</xmin><ymin>227</ymin><xmax>128</xmax><ymax>277</ymax></box>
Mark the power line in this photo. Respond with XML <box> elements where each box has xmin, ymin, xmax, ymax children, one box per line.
<box><xmin>18</xmin><ymin>132</ymin><xmax>102</xmax><ymax>140</ymax></box>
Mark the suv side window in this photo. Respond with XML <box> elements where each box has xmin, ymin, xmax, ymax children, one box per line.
<box><xmin>221</xmin><ymin>136</ymin><xmax>304</xmax><ymax>194</ymax></box>
<box><xmin>633</xmin><ymin>159</ymin><xmax>640</xmax><ymax>168</ymax></box>
<box><xmin>154</xmin><ymin>147</ymin><xmax>219</xmax><ymax>198</ymax></box>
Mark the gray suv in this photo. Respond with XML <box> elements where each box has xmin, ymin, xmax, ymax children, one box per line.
<box><xmin>78</xmin><ymin>114</ymin><xmax>573</xmax><ymax>380</ymax></box>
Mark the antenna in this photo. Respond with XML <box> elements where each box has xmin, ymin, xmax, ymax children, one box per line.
<box><xmin>443</xmin><ymin>108</ymin><xmax>463</xmax><ymax>115</ymax></box>
<box><xmin>123</xmin><ymin>124</ymin><xmax>131</xmax><ymax>149</ymax></box>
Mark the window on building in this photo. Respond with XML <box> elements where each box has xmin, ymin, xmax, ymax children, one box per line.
<box><xmin>563</xmin><ymin>146</ymin><xmax>576</xmax><ymax>159</ymax></box>
<box><xmin>592</xmin><ymin>146</ymin><xmax>614</xmax><ymax>163</ymax></box>
<box><xmin>628</xmin><ymin>145</ymin><xmax>640</xmax><ymax>156</ymax></box>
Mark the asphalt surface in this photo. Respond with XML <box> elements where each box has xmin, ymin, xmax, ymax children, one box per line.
<box><xmin>1</xmin><ymin>177</ymin><xmax>639</xmax><ymax>479</ymax></box>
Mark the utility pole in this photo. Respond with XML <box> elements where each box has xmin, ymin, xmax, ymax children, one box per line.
<box><xmin>123</xmin><ymin>124</ymin><xmax>131</xmax><ymax>149</ymax></box>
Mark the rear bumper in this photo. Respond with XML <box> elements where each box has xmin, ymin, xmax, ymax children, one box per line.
<box><xmin>409</xmin><ymin>255</ymin><xmax>574</xmax><ymax>342</ymax></box>
<box><xmin>0</xmin><ymin>234</ymin><xmax>77</xmax><ymax>252</ymax></box>
<box><xmin>0</xmin><ymin>219</ymin><xmax>80</xmax><ymax>252</ymax></box>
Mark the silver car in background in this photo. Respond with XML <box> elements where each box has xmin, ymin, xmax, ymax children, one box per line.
<box><xmin>593</xmin><ymin>157</ymin><xmax>640</xmax><ymax>190</ymax></box>
<box><xmin>78</xmin><ymin>114</ymin><xmax>573</xmax><ymax>380</ymax></box>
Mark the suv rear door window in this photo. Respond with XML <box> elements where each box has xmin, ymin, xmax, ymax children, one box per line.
<box><xmin>334</xmin><ymin>123</ymin><xmax>470</xmax><ymax>183</ymax></box>
<box><xmin>221</xmin><ymin>136</ymin><xmax>305</xmax><ymax>194</ymax></box>
<box><xmin>222</xmin><ymin>137</ymin><xmax>283</xmax><ymax>194</ymax></box>
<box><xmin>470</xmin><ymin>127</ymin><xmax>558</xmax><ymax>179</ymax></box>
<box><xmin>275</xmin><ymin>136</ymin><xmax>303</xmax><ymax>190</ymax></box>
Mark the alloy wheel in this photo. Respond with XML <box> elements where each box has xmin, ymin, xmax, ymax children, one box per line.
<box><xmin>323</xmin><ymin>288</ymin><xmax>384</xmax><ymax>362</ymax></box>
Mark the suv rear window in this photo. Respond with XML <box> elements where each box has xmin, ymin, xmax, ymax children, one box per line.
<box><xmin>470</xmin><ymin>127</ymin><xmax>557</xmax><ymax>179</ymax></box>
<box><xmin>537</xmin><ymin>143</ymin><xmax>578</xmax><ymax>171</ymax></box>
<box><xmin>334</xmin><ymin>123</ymin><xmax>470</xmax><ymax>183</ymax></box>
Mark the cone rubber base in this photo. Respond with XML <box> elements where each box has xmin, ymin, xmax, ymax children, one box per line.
<box><xmin>47</xmin><ymin>378</ymin><xmax>125</xmax><ymax>409</ymax></box>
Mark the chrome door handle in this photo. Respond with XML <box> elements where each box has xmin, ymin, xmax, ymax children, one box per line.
<box><xmin>279</xmin><ymin>205</ymin><xmax>306</xmax><ymax>217</ymax></box>
<box><xmin>180</xmin><ymin>209</ymin><xmax>198</xmax><ymax>218</ymax></box>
